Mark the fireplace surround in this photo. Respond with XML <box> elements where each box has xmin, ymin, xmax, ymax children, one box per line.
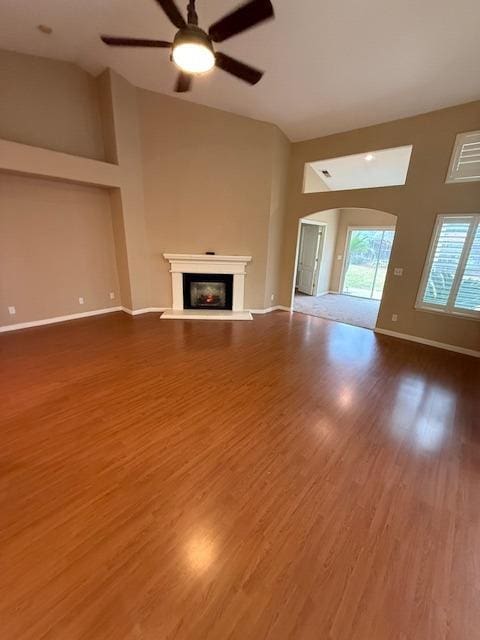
<box><xmin>162</xmin><ymin>254</ymin><xmax>253</xmax><ymax>320</ymax></box>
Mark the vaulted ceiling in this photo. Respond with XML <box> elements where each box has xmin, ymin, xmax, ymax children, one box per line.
<box><xmin>1</xmin><ymin>0</ymin><xmax>479</xmax><ymax>141</ymax></box>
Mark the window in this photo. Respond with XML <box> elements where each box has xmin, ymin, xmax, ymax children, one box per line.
<box><xmin>446</xmin><ymin>131</ymin><xmax>480</xmax><ymax>184</ymax></box>
<box><xmin>416</xmin><ymin>214</ymin><xmax>480</xmax><ymax>318</ymax></box>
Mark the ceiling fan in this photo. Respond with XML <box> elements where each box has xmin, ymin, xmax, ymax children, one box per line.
<box><xmin>100</xmin><ymin>0</ymin><xmax>274</xmax><ymax>93</ymax></box>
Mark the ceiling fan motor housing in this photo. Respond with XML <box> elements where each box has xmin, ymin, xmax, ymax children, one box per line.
<box><xmin>173</xmin><ymin>26</ymin><xmax>214</xmax><ymax>56</ymax></box>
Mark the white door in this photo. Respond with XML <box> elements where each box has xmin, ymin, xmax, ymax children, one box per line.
<box><xmin>297</xmin><ymin>224</ymin><xmax>322</xmax><ymax>295</ymax></box>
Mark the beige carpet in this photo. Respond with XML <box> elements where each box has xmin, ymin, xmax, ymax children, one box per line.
<box><xmin>293</xmin><ymin>292</ymin><xmax>380</xmax><ymax>329</ymax></box>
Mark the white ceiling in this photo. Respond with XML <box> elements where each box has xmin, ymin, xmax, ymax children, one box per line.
<box><xmin>1</xmin><ymin>0</ymin><xmax>479</xmax><ymax>141</ymax></box>
<box><xmin>308</xmin><ymin>145</ymin><xmax>413</xmax><ymax>191</ymax></box>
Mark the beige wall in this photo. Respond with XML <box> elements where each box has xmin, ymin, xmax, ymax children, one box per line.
<box><xmin>0</xmin><ymin>52</ymin><xmax>289</xmax><ymax>320</ymax></box>
<box><xmin>282</xmin><ymin>101</ymin><xmax>480</xmax><ymax>351</ymax></box>
<box><xmin>0</xmin><ymin>49</ymin><xmax>105</xmax><ymax>160</ymax></box>
<box><xmin>301</xmin><ymin>209</ymin><xmax>340</xmax><ymax>295</ymax></box>
<box><xmin>137</xmin><ymin>88</ymin><xmax>287</xmax><ymax>310</ymax></box>
<box><xmin>0</xmin><ymin>174</ymin><xmax>119</xmax><ymax>325</ymax></box>
<box><xmin>330</xmin><ymin>208</ymin><xmax>397</xmax><ymax>292</ymax></box>
<box><xmin>102</xmin><ymin>71</ymin><xmax>151</xmax><ymax>311</ymax></box>
<box><xmin>1</xmin><ymin>48</ymin><xmax>478</xmax><ymax>351</ymax></box>
<box><xmin>264</xmin><ymin>128</ymin><xmax>291</xmax><ymax>307</ymax></box>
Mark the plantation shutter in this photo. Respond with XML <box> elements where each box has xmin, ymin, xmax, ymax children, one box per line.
<box><xmin>418</xmin><ymin>215</ymin><xmax>480</xmax><ymax>317</ymax></box>
<box><xmin>446</xmin><ymin>131</ymin><xmax>480</xmax><ymax>183</ymax></box>
<box><xmin>454</xmin><ymin>223</ymin><xmax>480</xmax><ymax>311</ymax></box>
<box><xmin>422</xmin><ymin>220</ymin><xmax>470</xmax><ymax>307</ymax></box>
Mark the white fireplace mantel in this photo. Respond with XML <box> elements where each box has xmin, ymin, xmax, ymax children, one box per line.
<box><xmin>161</xmin><ymin>254</ymin><xmax>253</xmax><ymax>320</ymax></box>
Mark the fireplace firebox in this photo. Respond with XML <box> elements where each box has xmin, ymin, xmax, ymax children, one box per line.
<box><xmin>183</xmin><ymin>273</ymin><xmax>233</xmax><ymax>310</ymax></box>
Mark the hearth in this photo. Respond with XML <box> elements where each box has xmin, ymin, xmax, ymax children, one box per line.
<box><xmin>183</xmin><ymin>273</ymin><xmax>233</xmax><ymax>310</ymax></box>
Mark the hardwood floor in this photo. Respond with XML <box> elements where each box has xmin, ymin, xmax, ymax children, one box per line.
<box><xmin>1</xmin><ymin>311</ymin><xmax>479</xmax><ymax>640</ymax></box>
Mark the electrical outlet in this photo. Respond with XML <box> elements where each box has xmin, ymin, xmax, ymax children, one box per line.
<box><xmin>337</xmin><ymin>255</ymin><xmax>343</xmax><ymax>260</ymax></box>
<box><xmin>393</xmin><ymin>267</ymin><xmax>403</xmax><ymax>276</ymax></box>
<box><xmin>78</xmin><ymin>297</ymin><xmax>85</xmax><ymax>305</ymax></box>
<box><xmin>271</xmin><ymin>294</ymin><xmax>275</xmax><ymax>302</ymax></box>
<box><xmin>109</xmin><ymin>292</ymin><xmax>115</xmax><ymax>300</ymax></box>
<box><xmin>391</xmin><ymin>314</ymin><xmax>398</xmax><ymax>322</ymax></box>
<box><xmin>8</xmin><ymin>306</ymin><xmax>16</xmax><ymax>315</ymax></box>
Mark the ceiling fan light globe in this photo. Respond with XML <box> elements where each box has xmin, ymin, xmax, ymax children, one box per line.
<box><xmin>172</xmin><ymin>42</ymin><xmax>215</xmax><ymax>74</ymax></box>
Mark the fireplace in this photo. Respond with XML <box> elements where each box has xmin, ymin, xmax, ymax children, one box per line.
<box><xmin>162</xmin><ymin>254</ymin><xmax>253</xmax><ymax>320</ymax></box>
<box><xmin>183</xmin><ymin>273</ymin><xmax>233</xmax><ymax>310</ymax></box>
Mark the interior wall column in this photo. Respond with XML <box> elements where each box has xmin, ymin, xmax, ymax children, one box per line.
<box><xmin>97</xmin><ymin>69</ymin><xmax>151</xmax><ymax>310</ymax></box>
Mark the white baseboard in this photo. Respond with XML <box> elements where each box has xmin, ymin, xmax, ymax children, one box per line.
<box><xmin>250</xmin><ymin>307</ymin><xmax>273</xmax><ymax>314</ymax></box>
<box><xmin>128</xmin><ymin>306</ymin><xmax>291</xmax><ymax>317</ymax></box>
<box><xmin>374</xmin><ymin>328</ymin><xmax>480</xmax><ymax>358</ymax></box>
<box><xmin>0</xmin><ymin>306</ymin><xmax>122</xmax><ymax>333</ymax></box>
<box><xmin>0</xmin><ymin>304</ymin><xmax>293</xmax><ymax>333</ymax></box>
<box><xmin>250</xmin><ymin>305</ymin><xmax>291</xmax><ymax>314</ymax></box>
<box><xmin>121</xmin><ymin>307</ymin><xmax>167</xmax><ymax>316</ymax></box>
<box><xmin>126</xmin><ymin>306</ymin><xmax>291</xmax><ymax>316</ymax></box>
<box><xmin>252</xmin><ymin>306</ymin><xmax>290</xmax><ymax>314</ymax></box>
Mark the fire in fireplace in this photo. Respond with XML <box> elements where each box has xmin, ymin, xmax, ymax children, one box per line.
<box><xmin>183</xmin><ymin>273</ymin><xmax>233</xmax><ymax>310</ymax></box>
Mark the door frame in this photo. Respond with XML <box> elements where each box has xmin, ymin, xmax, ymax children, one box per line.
<box><xmin>291</xmin><ymin>219</ymin><xmax>327</xmax><ymax>305</ymax></box>
<box><xmin>339</xmin><ymin>226</ymin><xmax>396</xmax><ymax>299</ymax></box>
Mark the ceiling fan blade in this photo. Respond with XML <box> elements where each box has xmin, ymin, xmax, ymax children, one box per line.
<box><xmin>175</xmin><ymin>72</ymin><xmax>192</xmax><ymax>92</ymax></box>
<box><xmin>101</xmin><ymin>36</ymin><xmax>171</xmax><ymax>48</ymax></box>
<box><xmin>208</xmin><ymin>0</ymin><xmax>274</xmax><ymax>43</ymax></box>
<box><xmin>215</xmin><ymin>52</ymin><xmax>263</xmax><ymax>85</ymax></box>
<box><xmin>154</xmin><ymin>0</ymin><xmax>186</xmax><ymax>29</ymax></box>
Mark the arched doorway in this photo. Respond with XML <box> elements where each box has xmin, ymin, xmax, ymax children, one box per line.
<box><xmin>291</xmin><ymin>208</ymin><xmax>397</xmax><ymax>329</ymax></box>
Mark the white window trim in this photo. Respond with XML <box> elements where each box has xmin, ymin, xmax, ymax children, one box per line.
<box><xmin>415</xmin><ymin>214</ymin><xmax>480</xmax><ymax>320</ymax></box>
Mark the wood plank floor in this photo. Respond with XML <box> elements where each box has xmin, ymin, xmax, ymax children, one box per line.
<box><xmin>1</xmin><ymin>311</ymin><xmax>479</xmax><ymax>640</ymax></box>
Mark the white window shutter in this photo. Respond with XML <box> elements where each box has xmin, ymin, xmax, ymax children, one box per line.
<box><xmin>454</xmin><ymin>224</ymin><xmax>480</xmax><ymax>311</ymax></box>
<box><xmin>446</xmin><ymin>130</ymin><xmax>480</xmax><ymax>183</ymax></box>
<box><xmin>416</xmin><ymin>214</ymin><xmax>480</xmax><ymax>318</ymax></box>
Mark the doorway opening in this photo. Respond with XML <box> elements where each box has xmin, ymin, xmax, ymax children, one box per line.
<box><xmin>291</xmin><ymin>208</ymin><xmax>397</xmax><ymax>330</ymax></box>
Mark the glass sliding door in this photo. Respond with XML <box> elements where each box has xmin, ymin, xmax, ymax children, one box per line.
<box><xmin>342</xmin><ymin>228</ymin><xmax>395</xmax><ymax>299</ymax></box>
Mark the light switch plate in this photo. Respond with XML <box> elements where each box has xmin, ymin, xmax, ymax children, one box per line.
<box><xmin>394</xmin><ymin>267</ymin><xmax>403</xmax><ymax>276</ymax></box>
<box><xmin>8</xmin><ymin>306</ymin><xmax>16</xmax><ymax>315</ymax></box>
